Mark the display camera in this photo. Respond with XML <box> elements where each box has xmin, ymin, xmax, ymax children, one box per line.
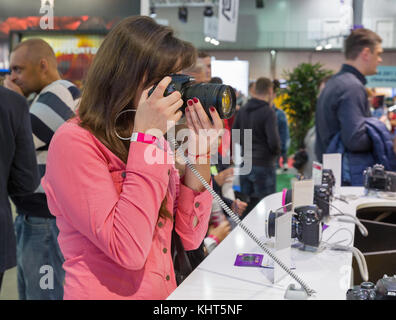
<box><xmin>347</xmin><ymin>275</ymin><xmax>396</xmax><ymax>300</ymax></box>
<box><xmin>313</xmin><ymin>185</ymin><xmax>331</xmax><ymax>221</ymax></box>
<box><xmin>148</xmin><ymin>74</ymin><xmax>236</xmax><ymax>120</ymax></box>
<box><xmin>280</xmin><ymin>169</ymin><xmax>335</xmax><ymax>222</ymax></box>
<box><xmin>321</xmin><ymin>169</ymin><xmax>335</xmax><ymax>195</ymax></box>
<box><xmin>266</xmin><ymin>205</ymin><xmax>322</xmax><ymax>249</ymax></box>
<box><xmin>364</xmin><ymin>164</ymin><xmax>396</xmax><ymax>192</ymax></box>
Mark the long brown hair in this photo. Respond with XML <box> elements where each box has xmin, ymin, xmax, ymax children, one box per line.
<box><xmin>78</xmin><ymin>16</ymin><xmax>197</xmax><ymax>219</ymax></box>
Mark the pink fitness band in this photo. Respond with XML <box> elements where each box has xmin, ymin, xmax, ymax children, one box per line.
<box><xmin>130</xmin><ymin>132</ymin><xmax>158</xmax><ymax>144</ymax></box>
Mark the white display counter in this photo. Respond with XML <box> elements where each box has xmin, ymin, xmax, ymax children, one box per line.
<box><xmin>167</xmin><ymin>187</ymin><xmax>396</xmax><ymax>300</ymax></box>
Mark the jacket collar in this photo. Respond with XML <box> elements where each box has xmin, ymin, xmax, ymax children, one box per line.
<box><xmin>341</xmin><ymin>64</ymin><xmax>367</xmax><ymax>85</ymax></box>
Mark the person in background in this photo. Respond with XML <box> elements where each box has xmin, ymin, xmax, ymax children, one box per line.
<box><xmin>272</xmin><ymin>79</ymin><xmax>290</xmax><ymax>171</ymax></box>
<box><xmin>4</xmin><ymin>38</ymin><xmax>80</xmax><ymax>299</ymax></box>
<box><xmin>315</xmin><ymin>28</ymin><xmax>383</xmax><ymax>163</ymax></box>
<box><xmin>233</xmin><ymin>77</ymin><xmax>280</xmax><ymax>200</ymax></box>
<box><xmin>197</xmin><ymin>51</ymin><xmax>212</xmax><ymax>83</ymax></box>
<box><xmin>0</xmin><ymin>86</ymin><xmax>39</xmax><ymax>293</ymax></box>
<box><xmin>41</xmin><ymin>16</ymin><xmax>223</xmax><ymax>300</ymax></box>
<box><xmin>299</xmin><ymin>74</ymin><xmax>332</xmax><ymax>179</ymax></box>
<box><xmin>368</xmin><ymin>89</ymin><xmax>392</xmax><ymax>131</ymax></box>
<box><xmin>182</xmin><ymin>61</ymin><xmax>207</xmax><ymax>83</ymax></box>
<box><xmin>209</xmin><ymin>77</ymin><xmax>222</xmax><ymax>84</ymax></box>
<box><xmin>315</xmin><ymin>29</ymin><xmax>396</xmax><ymax>185</ymax></box>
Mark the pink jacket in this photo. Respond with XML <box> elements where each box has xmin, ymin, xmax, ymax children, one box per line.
<box><xmin>41</xmin><ymin>119</ymin><xmax>212</xmax><ymax>300</ymax></box>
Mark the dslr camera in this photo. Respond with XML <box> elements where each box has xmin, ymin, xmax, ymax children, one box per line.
<box><xmin>313</xmin><ymin>185</ymin><xmax>331</xmax><ymax>221</ymax></box>
<box><xmin>149</xmin><ymin>74</ymin><xmax>236</xmax><ymax>120</ymax></box>
<box><xmin>346</xmin><ymin>275</ymin><xmax>396</xmax><ymax>300</ymax></box>
<box><xmin>281</xmin><ymin>169</ymin><xmax>335</xmax><ymax>222</ymax></box>
<box><xmin>363</xmin><ymin>164</ymin><xmax>396</xmax><ymax>193</ymax></box>
<box><xmin>314</xmin><ymin>168</ymin><xmax>335</xmax><ymax>221</ymax></box>
<box><xmin>321</xmin><ymin>169</ymin><xmax>335</xmax><ymax>196</ymax></box>
<box><xmin>266</xmin><ymin>205</ymin><xmax>322</xmax><ymax>249</ymax></box>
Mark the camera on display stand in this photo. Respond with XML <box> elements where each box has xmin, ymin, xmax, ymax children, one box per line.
<box><xmin>313</xmin><ymin>184</ymin><xmax>331</xmax><ymax>221</ymax></box>
<box><xmin>347</xmin><ymin>275</ymin><xmax>396</xmax><ymax>300</ymax></box>
<box><xmin>278</xmin><ymin>168</ymin><xmax>335</xmax><ymax>226</ymax></box>
<box><xmin>321</xmin><ymin>169</ymin><xmax>336</xmax><ymax>195</ymax></box>
<box><xmin>266</xmin><ymin>204</ymin><xmax>323</xmax><ymax>251</ymax></box>
<box><xmin>315</xmin><ymin>168</ymin><xmax>335</xmax><ymax>221</ymax></box>
<box><xmin>363</xmin><ymin>164</ymin><xmax>396</xmax><ymax>194</ymax></box>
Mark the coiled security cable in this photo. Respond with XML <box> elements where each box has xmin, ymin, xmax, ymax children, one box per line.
<box><xmin>168</xmin><ymin>135</ymin><xmax>316</xmax><ymax>297</ymax></box>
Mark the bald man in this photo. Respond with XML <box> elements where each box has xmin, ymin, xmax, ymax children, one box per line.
<box><xmin>4</xmin><ymin>38</ymin><xmax>80</xmax><ymax>300</ymax></box>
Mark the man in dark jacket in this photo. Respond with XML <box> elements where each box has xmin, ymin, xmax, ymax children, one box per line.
<box><xmin>0</xmin><ymin>86</ymin><xmax>39</xmax><ymax>291</ymax></box>
<box><xmin>315</xmin><ymin>28</ymin><xmax>383</xmax><ymax>166</ymax></box>
<box><xmin>233</xmin><ymin>77</ymin><xmax>281</xmax><ymax>200</ymax></box>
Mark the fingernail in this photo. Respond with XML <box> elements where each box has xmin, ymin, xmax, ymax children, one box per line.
<box><xmin>210</xmin><ymin>106</ymin><xmax>215</xmax><ymax>112</ymax></box>
<box><xmin>193</xmin><ymin>97</ymin><xmax>199</xmax><ymax>104</ymax></box>
<box><xmin>187</xmin><ymin>99</ymin><xmax>193</xmax><ymax>106</ymax></box>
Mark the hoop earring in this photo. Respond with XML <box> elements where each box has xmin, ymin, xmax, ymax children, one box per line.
<box><xmin>114</xmin><ymin>109</ymin><xmax>136</xmax><ymax>141</ymax></box>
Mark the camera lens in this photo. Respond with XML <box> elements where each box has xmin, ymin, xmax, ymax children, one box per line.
<box><xmin>183</xmin><ymin>83</ymin><xmax>236</xmax><ymax>119</ymax></box>
<box><xmin>266</xmin><ymin>210</ymin><xmax>298</xmax><ymax>239</ymax></box>
<box><xmin>221</xmin><ymin>86</ymin><xmax>232</xmax><ymax>117</ymax></box>
<box><xmin>148</xmin><ymin>75</ymin><xmax>237</xmax><ymax>120</ymax></box>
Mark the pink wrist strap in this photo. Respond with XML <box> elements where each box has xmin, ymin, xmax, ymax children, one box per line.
<box><xmin>130</xmin><ymin>132</ymin><xmax>158</xmax><ymax>144</ymax></box>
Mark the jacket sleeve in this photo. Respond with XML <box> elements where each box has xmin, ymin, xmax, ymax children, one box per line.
<box><xmin>7</xmin><ymin>96</ymin><xmax>40</xmax><ymax>196</ymax></box>
<box><xmin>265</xmin><ymin>108</ymin><xmax>281</xmax><ymax>156</ymax></box>
<box><xmin>42</xmin><ymin>128</ymin><xmax>173</xmax><ymax>270</ymax></box>
<box><xmin>174</xmin><ymin>178</ymin><xmax>213</xmax><ymax>251</ymax></box>
<box><xmin>337</xmin><ymin>87</ymin><xmax>372</xmax><ymax>152</ymax></box>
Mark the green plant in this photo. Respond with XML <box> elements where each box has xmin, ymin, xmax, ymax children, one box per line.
<box><xmin>280</xmin><ymin>62</ymin><xmax>333</xmax><ymax>154</ymax></box>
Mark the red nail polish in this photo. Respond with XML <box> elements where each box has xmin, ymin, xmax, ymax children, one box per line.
<box><xmin>193</xmin><ymin>97</ymin><xmax>199</xmax><ymax>104</ymax></box>
<box><xmin>210</xmin><ymin>106</ymin><xmax>215</xmax><ymax>112</ymax></box>
<box><xmin>187</xmin><ymin>99</ymin><xmax>193</xmax><ymax>106</ymax></box>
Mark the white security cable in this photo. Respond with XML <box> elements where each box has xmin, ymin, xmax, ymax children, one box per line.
<box><xmin>167</xmin><ymin>135</ymin><xmax>317</xmax><ymax>297</ymax></box>
<box><xmin>322</xmin><ymin>228</ymin><xmax>354</xmax><ymax>247</ymax></box>
<box><xmin>321</xmin><ymin>243</ymin><xmax>369</xmax><ymax>282</ymax></box>
<box><xmin>315</xmin><ymin>197</ymin><xmax>369</xmax><ymax>237</ymax></box>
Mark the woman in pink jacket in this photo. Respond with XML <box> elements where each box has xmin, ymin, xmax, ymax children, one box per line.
<box><xmin>41</xmin><ymin>16</ymin><xmax>223</xmax><ymax>300</ymax></box>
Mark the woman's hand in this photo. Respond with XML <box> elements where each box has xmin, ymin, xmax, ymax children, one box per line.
<box><xmin>133</xmin><ymin>76</ymin><xmax>183</xmax><ymax>138</ymax></box>
<box><xmin>185</xmin><ymin>97</ymin><xmax>224</xmax><ymax>160</ymax></box>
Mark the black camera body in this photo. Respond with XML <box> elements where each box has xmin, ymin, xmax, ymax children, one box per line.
<box><xmin>321</xmin><ymin>168</ymin><xmax>335</xmax><ymax>196</ymax></box>
<box><xmin>314</xmin><ymin>185</ymin><xmax>331</xmax><ymax>221</ymax></box>
<box><xmin>346</xmin><ymin>275</ymin><xmax>396</xmax><ymax>300</ymax></box>
<box><xmin>294</xmin><ymin>205</ymin><xmax>322</xmax><ymax>248</ymax></box>
<box><xmin>364</xmin><ymin>164</ymin><xmax>396</xmax><ymax>192</ymax></box>
<box><xmin>148</xmin><ymin>74</ymin><xmax>236</xmax><ymax>120</ymax></box>
<box><xmin>346</xmin><ymin>282</ymin><xmax>377</xmax><ymax>300</ymax></box>
<box><xmin>281</xmin><ymin>175</ymin><xmax>333</xmax><ymax>223</ymax></box>
<box><xmin>266</xmin><ymin>205</ymin><xmax>322</xmax><ymax>249</ymax></box>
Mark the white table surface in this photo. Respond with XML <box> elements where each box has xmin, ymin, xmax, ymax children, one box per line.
<box><xmin>167</xmin><ymin>187</ymin><xmax>396</xmax><ymax>300</ymax></box>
